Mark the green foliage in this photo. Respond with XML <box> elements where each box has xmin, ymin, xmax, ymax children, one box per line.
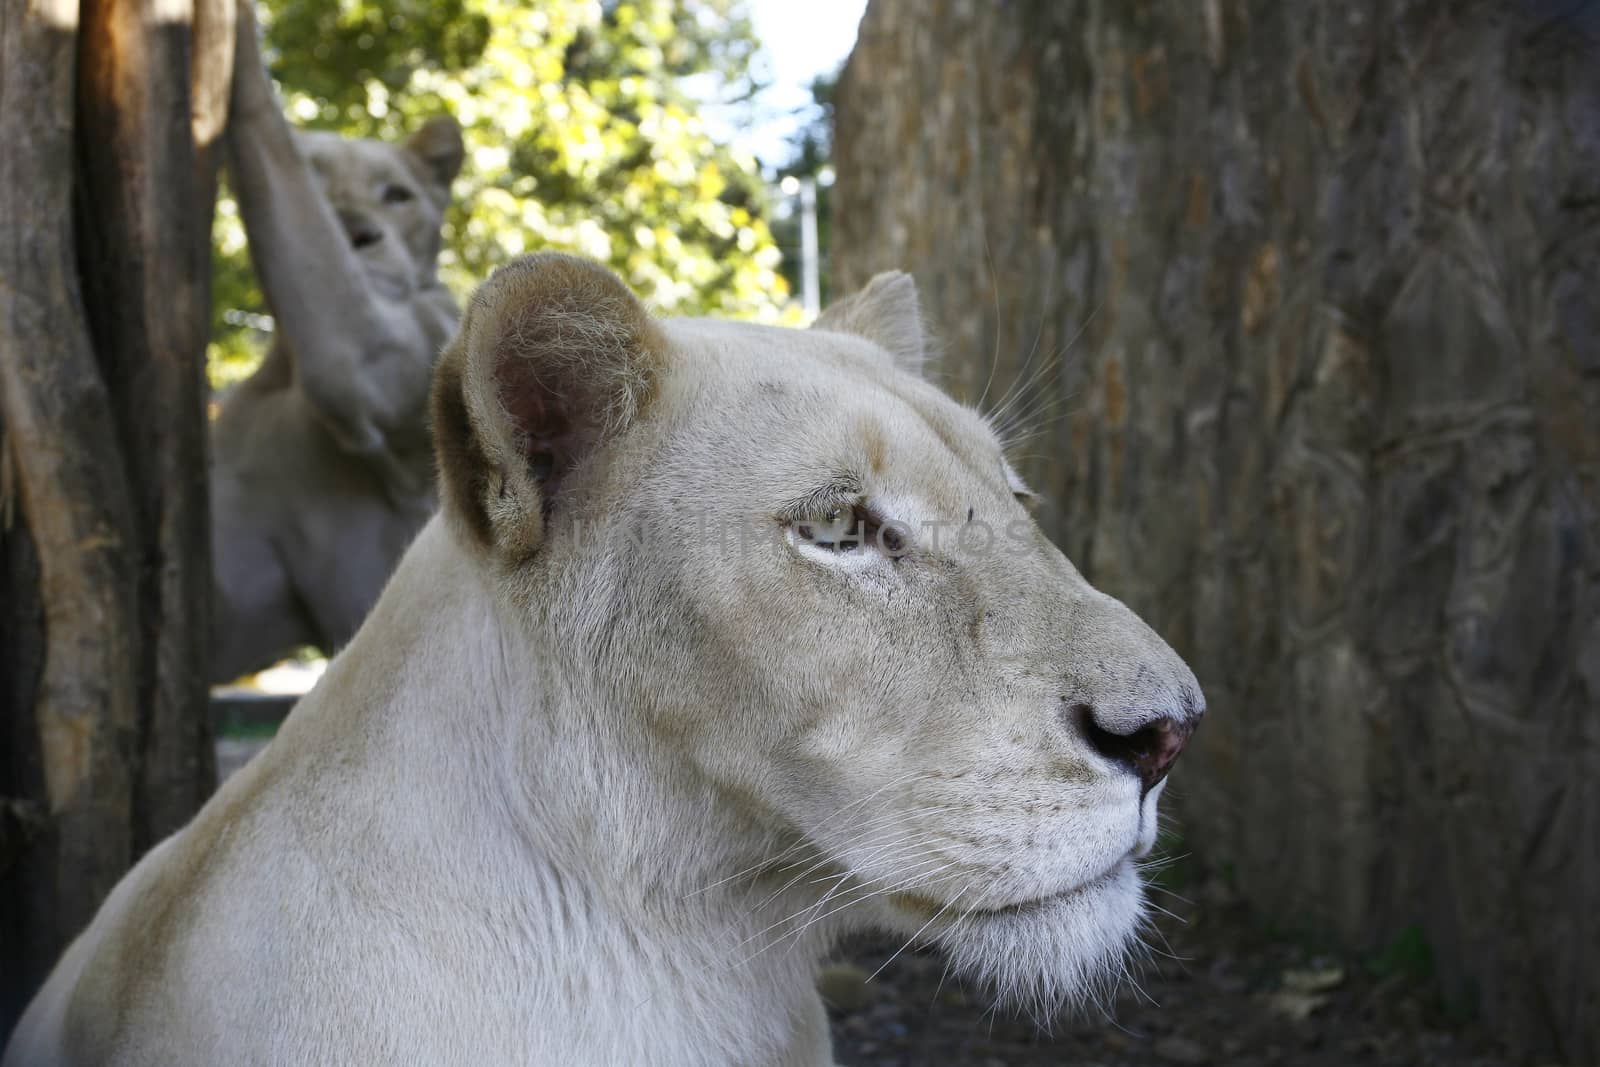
<box><xmin>1366</xmin><ymin>924</ymin><xmax>1435</xmax><ymax>982</ymax></box>
<box><xmin>211</xmin><ymin>0</ymin><xmax>790</xmax><ymax>388</ymax></box>
<box><xmin>215</xmin><ymin>718</ymin><xmax>283</xmax><ymax>741</ymax></box>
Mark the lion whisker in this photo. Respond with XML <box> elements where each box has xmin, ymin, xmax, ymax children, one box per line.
<box><xmin>685</xmin><ymin>770</ymin><xmax>931</xmax><ymax>899</ymax></box>
<box><xmin>732</xmin><ymin>855</ymin><xmax>966</xmax><ymax>965</ymax></box>
<box><xmin>742</xmin><ymin>813</ymin><xmax>949</xmax><ymax>916</ymax></box>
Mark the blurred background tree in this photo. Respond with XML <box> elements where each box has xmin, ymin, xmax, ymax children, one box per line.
<box><xmin>210</xmin><ymin>0</ymin><xmax>790</xmax><ymax>388</ymax></box>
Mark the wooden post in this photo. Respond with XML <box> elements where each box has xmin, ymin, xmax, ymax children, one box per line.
<box><xmin>0</xmin><ymin>0</ymin><xmax>231</xmax><ymax>1035</ymax></box>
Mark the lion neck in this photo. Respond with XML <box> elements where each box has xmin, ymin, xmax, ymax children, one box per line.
<box><xmin>292</xmin><ymin>517</ymin><xmax>838</xmax><ymax>1007</ymax></box>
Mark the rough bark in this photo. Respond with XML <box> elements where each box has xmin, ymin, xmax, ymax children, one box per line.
<box><xmin>0</xmin><ymin>0</ymin><xmax>141</xmax><ymax>1027</ymax></box>
<box><xmin>76</xmin><ymin>0</ymin><xmax>218</xmax><ymax>850</ymax></box>
<box><xmin>1</xmin><ymin>0</ymin><xmax>227</xmax><ymax>1035</ymax></box>
<box><xmin>833</xmin><ymin>0</ymin><xmax>1599</xmax><ymax>1059</ymax></box>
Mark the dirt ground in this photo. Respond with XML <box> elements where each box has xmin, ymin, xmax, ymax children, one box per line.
<box><xmin>823</xmin><ymin>880</ymin><xmax>1530</xmax><ymax>1067</ymax></box>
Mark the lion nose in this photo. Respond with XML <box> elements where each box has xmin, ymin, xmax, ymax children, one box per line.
<box><xmin>339</xmin><ymin>209</ymin><xmax>384</xmax><ymax>250</ymax></box>
<box><xmin>1068</xmin><ymin>701</ymin><xmax>1200</xmax><ymax>795</ymax></box>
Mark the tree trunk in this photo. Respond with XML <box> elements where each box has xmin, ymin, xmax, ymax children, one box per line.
<box><xmin>833</xmin><ymin>0</ymin><xmax>1600</xmax><ymax>1059</ymax></box>
<box><xmin>0</xmin><ymin>0</ymin><xmax>230</xmax><ymax>1036</ymax></box>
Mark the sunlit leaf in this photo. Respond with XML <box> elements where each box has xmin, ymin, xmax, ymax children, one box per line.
<box><xmin>210</xmin><ymin>0</ymin><xmax>791</xmax><ymax>387</ymax></box>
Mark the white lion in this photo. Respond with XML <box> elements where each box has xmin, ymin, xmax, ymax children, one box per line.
<box><xmin>4</xmin><ymin>254</ymin><xmax>1204</xmax><ymax>1067</ymax></box>
<box><xmin>209</xmin><ymin>1</ymin><xmax>462</xmax><ymax>682</ymax></box>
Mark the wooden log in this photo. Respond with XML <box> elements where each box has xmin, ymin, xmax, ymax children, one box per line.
<box><xmin>76</xmin><ymin>0</ymin><xmax>222</xmax><ymax>851</ymax></box>
<box><xmin>0</xmin><ymin>0</ymin><xmax>139</xmax><ymax>1028</ymax></box>
<box><xmin>0</xmin><ymin>0</ymin><xmax>229</xmax><ymax>1033</ymax></box>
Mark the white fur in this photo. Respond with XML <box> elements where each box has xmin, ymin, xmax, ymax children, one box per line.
<box><xmin>4</xmin><ymin>262</ymin><xmax>1203</xmax><ymax>1066</ymax></box>
<box><xmin>210</xmin><ymin>3</ymin><xmax>463</xmax><ymax>682</ymax></box>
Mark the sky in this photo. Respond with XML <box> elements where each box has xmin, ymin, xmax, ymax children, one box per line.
<box><xmin>697</xmin><ymin>0</ymin><xmax>868</xmax><ymax>171</ymax></box>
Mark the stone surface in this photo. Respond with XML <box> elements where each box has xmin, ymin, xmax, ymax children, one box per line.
<box><xmin>832</xmin><ymin>1</ymin><xmax>1600</xmax><ymax>1059</ymax></box>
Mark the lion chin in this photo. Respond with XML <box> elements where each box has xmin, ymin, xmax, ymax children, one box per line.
<box><xmin>881</xmin><ymin>860</ymin><xmax>1145</xmax><ymax>1018</ymax></box>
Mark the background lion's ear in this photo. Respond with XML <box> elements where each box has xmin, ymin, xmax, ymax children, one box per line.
<box><xmin>812</xmin><ymin>271</ymin><xmax>928</xmax><ymax>375</ymax></box>
<box><xmin>431</xmin><ymin>253</ymin><xmax>661</xmax><ymax>561</ymax></box>
<box><xmin>405</xmin><ymin>115</ymin><xmax>465</xmax><ymax>190</ymax></box>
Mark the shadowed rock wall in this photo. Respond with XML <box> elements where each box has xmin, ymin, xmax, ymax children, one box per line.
<box><xmin>833</xmin><ymin>1</ymin><xmax>1599</xmax><ymax>1057</ymax></box>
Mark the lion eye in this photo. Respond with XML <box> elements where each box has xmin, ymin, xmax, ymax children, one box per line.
<box><xmin>792</xmin><ymin>504</ymin><xmax>906</xmax><ymax>556</ymax></box>
<box><xmin>794</xmin><ymin>509</ymin><xmax>858</xmax><ymax>551</ymax></box>
<box><xmin>382</xmin><ymin>184</ymin><xmax>416</xmax><ymax>204</ymax></box>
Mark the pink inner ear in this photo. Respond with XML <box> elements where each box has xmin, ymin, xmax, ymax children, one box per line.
<box><xmin>496</xmin><ymin>358</ymin><xmax>585</xmax><ymax>492</ymax></box>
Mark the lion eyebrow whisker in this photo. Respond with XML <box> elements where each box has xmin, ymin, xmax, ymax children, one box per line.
<box><xmin>775</xmin><ymin>475</ymin><xmax>863</xmax><ymax>523</ymax></box>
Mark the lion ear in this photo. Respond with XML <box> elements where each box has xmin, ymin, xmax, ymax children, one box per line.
<box><xmin>405</xmin><ymin>115</ymin><xmax>465</xmax><ymax>190</ymax></box>
<box><xmin>811</xmin><ymin>271</ymin><xmax>927</xmax><ymax>375</ymax></box>
<box><xmin>431</xmin><ymin>253</ymin><xmax>661</xmax><ymax>561</ymax></box>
